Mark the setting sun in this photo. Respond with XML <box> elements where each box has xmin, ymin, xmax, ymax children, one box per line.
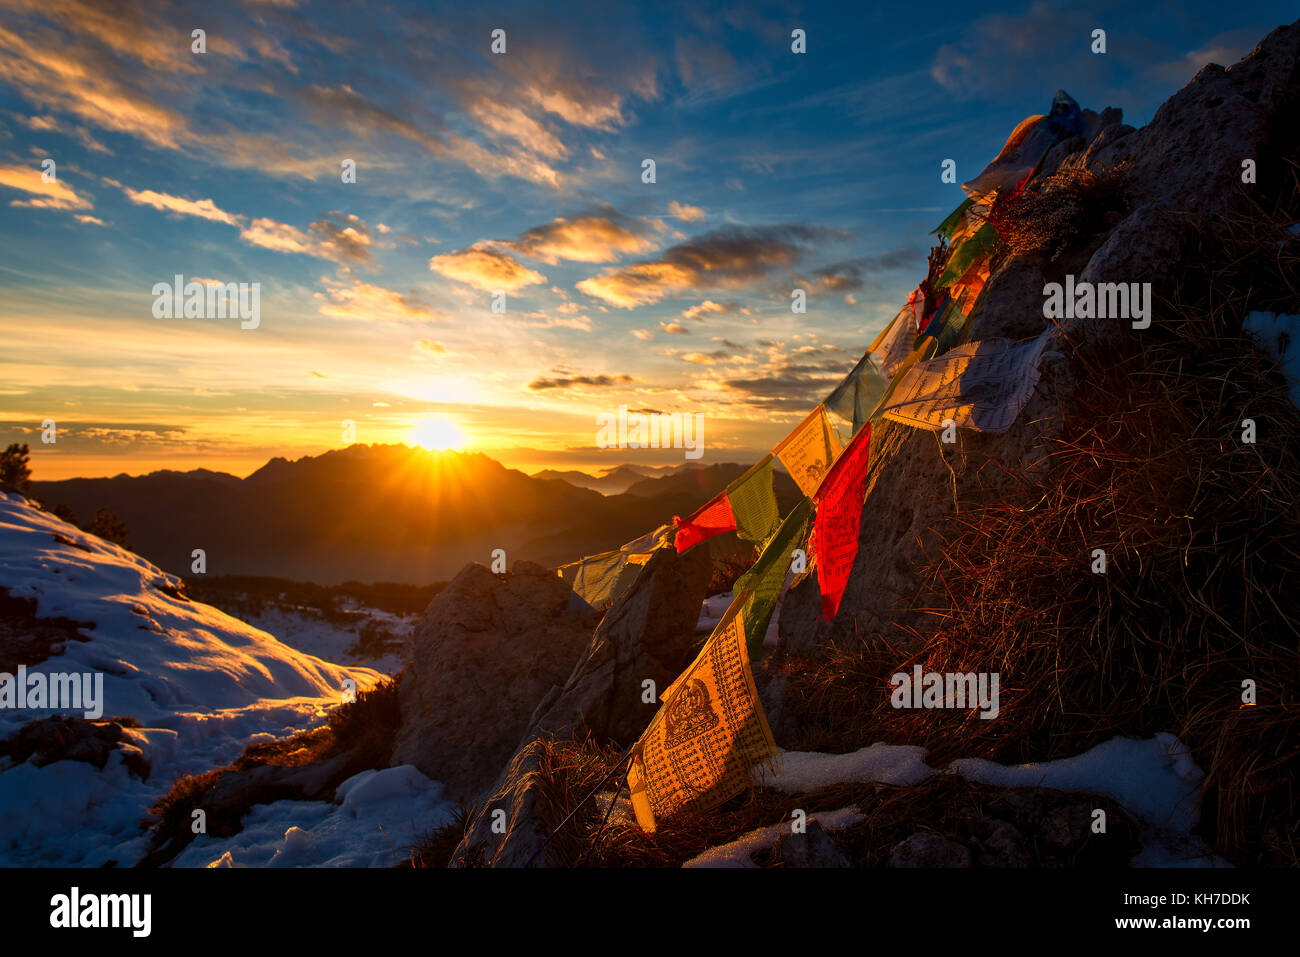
<box><xmin>410</xmin><ymin>417</ymin><xmax>466</xmax><ymax>450</ymax></box>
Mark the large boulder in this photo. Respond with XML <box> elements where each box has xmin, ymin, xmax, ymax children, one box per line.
<box><xmin>392</xmin><ymin>560</ymin><xmax>598</xmax><ymax>803</ymax></box>
<box><xmin>450</xmin><ymin>540</ymin><xmax>716</xmax><ymax>866</ymax></box>
<box><xmin>522</xmin><ymin>539</ymin><xmax>715</xmax><ymax>744</ymax></box>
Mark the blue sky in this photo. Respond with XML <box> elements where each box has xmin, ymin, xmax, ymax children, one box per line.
<box><xmin>0</xmin><ymin>0</ymin><xmax>1292</xmax><ymax>478</ymax></box>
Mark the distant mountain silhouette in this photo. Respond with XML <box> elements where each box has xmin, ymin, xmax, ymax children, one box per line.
<box><xmin>32</xmin><ymin>445</ymin><xmax>796</xmax><ymax>584</ymax></box>
<box><xmin>531</xmin><ymin>464</ymin><xmax>660</xmax><ymax>495</ymax></box>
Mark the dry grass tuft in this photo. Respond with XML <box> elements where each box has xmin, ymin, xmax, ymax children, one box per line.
<box><xmin>989</xmin><ymin>161</ymin><xmax>1130</xmax><ymax>260</ymax></box>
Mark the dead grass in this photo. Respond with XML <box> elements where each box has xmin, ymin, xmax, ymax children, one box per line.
<box><xmin>406</xmin><ymin>801</ymin><xmax>474</xmax><ymax>868</ymax></box>
<box><xmin>989</xmin><ymin>161</ymin><xmax>1130</xmax><ymax>260</ymax></box>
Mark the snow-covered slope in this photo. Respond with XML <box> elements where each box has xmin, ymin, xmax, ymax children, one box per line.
<box><xmin>0</xmin><ymin>490</ymin><xmax>401</xmax><ymax>866</ymax></box>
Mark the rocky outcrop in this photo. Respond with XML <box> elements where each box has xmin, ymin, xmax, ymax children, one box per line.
<box><xmin>449</xmin><ymin>541</ymin><xmax>716</xmax><ymax>866</ymax></box>
<box><xmin>521</xmin><ymin>539</ymin><xmax>715</xmax><ymax>744</ymax></box>
<box><xmin>392</xmin><ymin>560</ymin><xmax>599</xmax><ymax>803</ymax></box>
<box><xmin>427</xmin><ymin>22</ymin><xmax>1300</xmax><ymax>867</ymax></box>
<box><xmin>774</xmin><ymin>20</ymin><xmax>1300</xmax><ymax>659</ymax></box>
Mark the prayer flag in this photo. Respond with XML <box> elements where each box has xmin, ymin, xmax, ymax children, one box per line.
<box><xmin>627</xmin><ymin>600</ymin><xmax>780</xmax><ymax>832</ymax></box>
<box><xmin>826</xmin><ymin>351</ymin><xmax>886</xmax><ymax>437</ymax></box>
<box><xmin>673</xmin><ymin>492</ymin><xmax>736</xmax><ymax>554</ymax></box>
<box><xmin>879</xmin><ymin>334</ymin><xmax>1054</xmax><ymax>433</ymax></box>
<box><xmin>725</xmin><ymin>454</ymin><xmax>780</xmax><ymax>546</ymax></box>
<box><xmin>774</xmin><ymin>404</ymin><xmax>843</xmax><ymax>498</ymax></box>
<box><xmin>812</xmin><ymin>423</ymin><xmax>872</xmax><ymax>620</ymax></box>
<box><xmin>733</xmin><ymin>497</ymin><xmax>814</xmax><ymax>656</ymax></box>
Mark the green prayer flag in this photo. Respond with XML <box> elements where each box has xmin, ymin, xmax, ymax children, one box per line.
<box><xmin>938</xmin><ymin>221</ymin><xmax>997</xmax><ymax>289</ymax></box>
<box><xmin>929</xmin><ymin>297</ymin><xmax>970</xmax><ymax>356</ymax></box>
<box><xmin>734</xmin><ymin>497</ymin><xmax>814</xmax><ymax>657</ymax></box>
<box><xmin>825</xmin><ymin>350</ymin><xmax>886</xmax><ymax>436</ymax></box>
<box><xmin>932</xmin><ymin>198</ymin><xmax>974</xmax><ymax>240</ymax></box>
<box><xmin>725</xmin><ymin>454</ymin><xmax>780</xmax><ymax>545</ymax></box>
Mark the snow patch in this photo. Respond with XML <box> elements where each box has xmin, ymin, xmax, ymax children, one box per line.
<box><xmin>684</xmin><ymin>807</ymin><xmax>864</xmax><ymax>868</ymax></box>
<box><xmin>0</xmin><ymin>492</ymin><xmax>389</xmax><ymax>865</ymax></box>
<box><xmin>1244</xmin><ymin>310</ymin><xmax>1300</xmax><ymax>407</ymax></box>
<box><xmin>171</xmin><ymin>765</ymin><xmax>457</xmax><ymax>868</ymax></box>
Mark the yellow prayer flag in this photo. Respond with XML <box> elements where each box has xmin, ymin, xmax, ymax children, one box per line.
<box><xmin>627</xmin><ymin>602</ymin><xmax>779</xmax><ymax>832</ymax></box>
<box><xmin>773</xmin><ymin>404</ymin><xmax>842</xmax><ymax>497</ymax></box>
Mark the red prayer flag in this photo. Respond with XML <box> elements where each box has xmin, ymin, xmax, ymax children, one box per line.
<box><xmin>812</xmin><ymin>424</ymin><xmax>873</xmax><ymax>620</ymax></box>
<box><xmin>673</xmin><ymin>493</ymin><xmax>736</xmax><ymax>553</ymax></box>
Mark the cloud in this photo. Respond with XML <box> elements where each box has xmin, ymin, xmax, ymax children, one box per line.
<box><xmin>528</xmin><ymin>373</ymin><xmax>635</xmax><ymax>391</ymax></box>
<box><xmin>630</xmin><ymin>329</ymin><xmax>654</xmax><ymax>341</ymax></box>
<box><xmin>0</xmin><ymin>23</ymin><xmax>189</xmax><ymax>150</ymax></box>
<box><xmin>681</xmin><ymin>299</ymin><xmax>750</xmax><ymax>322</ymax></box>
<box><xmin>74</xmin><ymin>213</ymin><xmax>106</xmax><ymax>226</ymax></box>
<box><xmin>468</xmin><ymin>97</ymin><xmax>569</xmax><ymax>161</ymax></box>
<box><xmin>679</xmin><ymin>350</ymin><xmax>735</xmax><ymax>365</ymax></box>
<box><xmin>520</xmin><ymin>81</ymin><xmax>628</xmax><ymax>131</ymax></box>
<box><xmin>315</xmin><ymin>279</ymin><xmax>439</xmax><ymax>321</ymax></box>
<box><xmin>238</xmin><ymin>213</ymin><xmax>375</xmax><ymax>264</ymax></box>
<box><xmin>240</xmin><ymin>217</ymin><xmax>315</xmax><ymax>255</ymax></box>
<box><xmin>122</xmin><ymin>187</ymin><xmax>239</xmax><ymax>225</ymax></box>
<box><xmin>414</xmin><ymin>338</ymin><xmax>449</xmax><ymax>357</ymax></box>
<box><xmin>503</xmin><ymin>206</ymin><xmax>657</xmax><ymax>264</ymax></box>
<box><xmin>429</xmin><ymin>242</ymin><xmax>546</xmax><ymax>292</ymax></box>
<box><xmin>806</xmin><ymin>249</ymin><xmax>922</xmax><ymax>292</ymax></box>
<box><xmin>310</xmin><ymin>212</ymin><xmax>374</xmax><ymax>265</ymax></box>
<box><xmin>659</xmin><ymin>321</ymin><xmax>690</xmax><ymax>335</ymax></box>
<box><xmin>0</xmin><ymin>163</ymin><xmax>92</xmax><ymax>210</ymax></box>
<box><xmin>508</xmin><ymin>310</ymin><xmax>594</xmax><ymax>331</ymax></box>
<box><xmin>577</xmin><ymin>224</ymin><xmax>829</xmax><ymax>308</ymax></box>
<box><xmin>668</xmin><ymin>201</ymin><xmax>706</xmax><ymax>222</ymax></box>
<box><xmin>296</xmin><ymin>83</ymin><xmax>446</xmax><ymax>153</ymax></box>
<box><xmin>721</xmin><ymin>371</ymin><xmax>843</xmax><ymax>409</ymax></box>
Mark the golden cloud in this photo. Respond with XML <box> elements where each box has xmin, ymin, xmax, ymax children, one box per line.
<box><xmin>0</xmin><ymin>163</ymin><xmax>92</xmax><ymax>210</ymax></box>
<box><xmin>428</xmin><ymin>242</ymin><xmax>546</xmax><ymax>292</ymax></box>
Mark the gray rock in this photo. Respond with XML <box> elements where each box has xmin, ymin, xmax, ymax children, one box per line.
<box><xmin>392</xmin><ymin>560</ymin><xmax>597</xmax><ymax>803</ymax></box>
<box><xmin>450</xmin><ymin>542</ymin><xmax>716</xmax><ymax>867</ymax></box>
<box><xmin>889</xmin><ymin>832</ymin><xmax>972</xmax><ymax>868</ymax></box>
<box><xmin>973</xmin><ymin>818</ymin><xmax>1034</xmax><ymax>867</ymax></box>
<box><xmin>449</xmin><ymin>738</ymin><xmax>557</xmax><ymax>868</ymax></box>
<box><xmin>773</xmin><ymin>820</ymin><xmax>853</xmax><ymax>867</ymax></box>
<box><xmin>1039</xmin><ymin>803</ymin><xmax>1095</xmax><ymax>852</ymax></box>
<box><xmin>522</xmin><ymin>540</ymin><xmax>715</xmax><ymax>744</ymax></box>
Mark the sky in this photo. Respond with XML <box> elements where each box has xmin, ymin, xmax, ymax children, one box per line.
<box><xmin>0</xmin><ymin>0</ymin><xmax>1292</xmax><ymax>480</ymax></box>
